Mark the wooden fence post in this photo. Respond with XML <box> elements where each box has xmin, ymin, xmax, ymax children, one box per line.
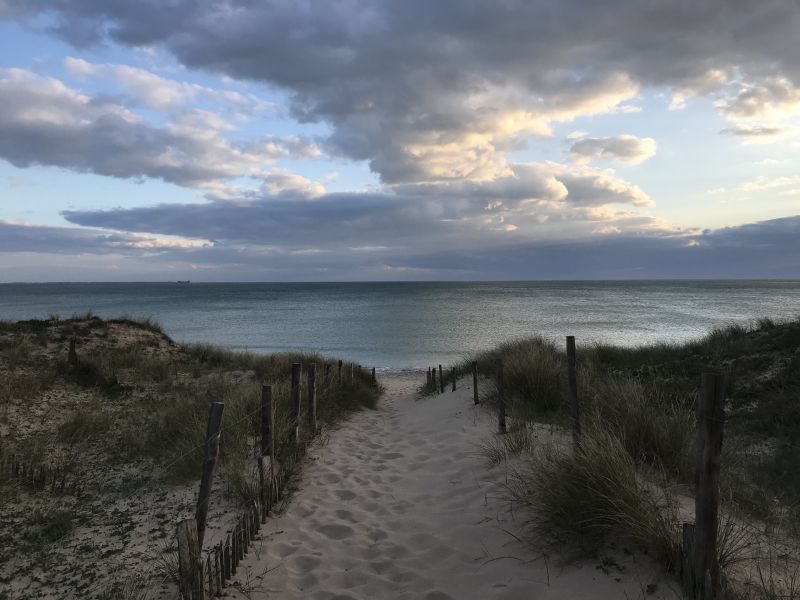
<box><xmin>259</xmin><ymin>384</ymin><xmax>274</xmax><ymax>522</ymax></box>
<box><xmin>438</xmin><ymin>364</ymin><xmax>444</xmax><ymax>394</ymax></box>
<box><xmin>427</xmin><ymin>368</ymin><xmax>431</xmax><ymax>387</ymax></box>
<box><xmin>196</xmin><ymin>402</ymin><xmax>225</xmax><ymax>549</ymax></box>
<box><xmin>307</xmin><ymin>363</ymin><xmax>317</xmax><ymax>434</ymax></box>
<box><xmin>338</xmin><ymin>359</ymin><xmax>343</xmax><ymax>384</ymax></box>
<box><xmin>68</xmin><ymin>337</ymin><xmax>78</xmax><ymax>367</ymax></box>
<box><xmin>324</xmin><ymin>363</ymin><xmax>331</xmax><ymax>388</ymax></box>
<box><xmin>451</xmin><ymin>367</ymin><xmax>456</xmax><ymax>392</ymax></box>
<box><xmin>431</xmin><ymin>366</ymin><xmax>436</xmax><ymax>392</ymax></box>
<box><xmin>290</xmin><ymin>363</ymin><xmax>302</xmax><ymax>445</ymax></box>
<box><xmin>472</xmin><ymin>361</ymin><xmax>479</xmax><ymax>404</ymax></box>
<box><xmin>372</xmin><ymin>367</ymin><xmax>376</xmax><ymax>383</ymax></box>
<box><xmin>566</xmin><ymin>336</ymin><xmax>581</xmax><ymax>448</ymax></box>
<box><xmin>496</xmin><ymin>359</ymin><xmax>507</xmax><ymax>434</ymax></box>
<box><xmin>693</xmin><ymin>372</ymin><xmax>725</xmax><ymax>599</ymax></box>
<box><xmin>682</xmin><ymin>522</ymin><xmax>696</xmax><ymax>595</ymax></box>
<box><xmin>177</xmin><ymin>519</ymin><xmax>204</xmax><ymax>600</ymax></box>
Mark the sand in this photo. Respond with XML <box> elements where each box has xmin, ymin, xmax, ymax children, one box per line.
<box><xmin>226</xmin><ymin>372</ymin><xmax>680</xmax><ymax>599</ymax></box>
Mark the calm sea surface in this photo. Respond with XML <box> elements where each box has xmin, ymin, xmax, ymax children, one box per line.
<box><xmin>0</xmin><ymin>281</ymin><xmax>798</xmax><ymax>369</ymax></box>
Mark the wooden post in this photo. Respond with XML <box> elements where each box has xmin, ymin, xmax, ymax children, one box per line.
<box><xmin>207</xmin><ymin>554</ymin><xmax>213</xmax><ymax>597</ymax></box>
<box><xmin>290</xmin><ymin>363</ymin><xmax>302</xmax><ymax>445</ymax></box>
<box><xmin>427</xmin><ymin>368</ymin><xmax>431</xmax><ymax>387</ymax></box>
<box><xmin>472</xmin><ymin>361</ymin><xmax>479</xmax><ymax>405</ymax></box>
<box><xmin>693</xmin><ymin>372</ymin><xmax>725</xmax><ymax>599</ymax></box>
<box><xmin>259</xmin><ymin>384</ymin><xmax>275</xmax><ymax>522</ymax></box>
<box><xmin>223</xmin><ymin>537</ymin><xmax>231</xmax><ymax>579</ymax></box>
<box><xmin>307</xmin><ymin>364</ymin><xmax>317</xmax><ymax>434</ymax></box>
<box><xmin>566</xmin><ymin>336</ymin><xmax>581</xmax><ymax>448</ymax></box>
<box><xmin>438</xmin><ymin>364</ymin><xmax>444</xmax><ymax>393</ymax></box>
<box><xmin>215</xmin><ymin>544</ymin><xmax>223</xmax><ymax>594</ymax></box>
<box><xmin>338</xmin><ymin>359</ymin><xmax>343</xmax><ymax>383</ymax></box>
<box><xmin>451</xmin><ymin>367</ymin><xmax>456</xmax><ymax>392</ymax></box>
<box><xmin>496</xmin><ymin>359</ymin><xmax>507</xmax><ymax>435</ymax></box>
<box><xmin>372</xmin><ymin>367</ymin><xmax>376</xmax><ymax>383</ymax></box>
<box><xmin>350</xmin><ymin>363</ymin><xmax>354</xmax><ymax>382</ymax></box>
<box><xmin>324</xmin><ymin>363</ymin><xmax>331</xmax><ymax>388</ymax></box>
<box><xmin>177</xmin><ymin>519</ymin><xmax>203</xmax><ymax>600</ymax></box>
<box><xmin>681</xmin><ymin>522</ymin><xmax>696</xmax><ymax>595</ymax></box>
<box><xmin>195</xmin><ymin>402</ymin><xmax>225</xmax><ymax>549</ymax></box>
<box><xmin>68</xmin><ymin>337</ymin><xmax>78</xmax><ymax>367</ymax></box>
<box><xmin>431</xmin><ymin>366</ymin><xmax>436</xmax><ymax>392</ymax></box>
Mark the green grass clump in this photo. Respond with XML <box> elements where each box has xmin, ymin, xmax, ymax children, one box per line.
<box><xmin>507</xmin><ymin>432</ymin><xmax>678</xmax><ymax>566</ymax></box>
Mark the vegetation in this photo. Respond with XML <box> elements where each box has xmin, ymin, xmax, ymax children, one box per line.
<box><xmin>0</xmin><ymin>315</ymin><xmax>381</xmax><ymax>598</ymax></box>
<box><xmin>436</xmin><ymin>317</ymin><xmax>800</xmax><ymax>597</ymax></box>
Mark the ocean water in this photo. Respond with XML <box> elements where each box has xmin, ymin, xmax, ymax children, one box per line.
<box><xmin>0</xmin><ymin>281</ymin><xmax>798</xmax><ymax>369</ymax></box>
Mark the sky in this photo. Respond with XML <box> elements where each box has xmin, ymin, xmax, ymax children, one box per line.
<box><xmin>0</xmin><ymin>0</ymin><xmax>798</xmax><ymax>281</ymax></box>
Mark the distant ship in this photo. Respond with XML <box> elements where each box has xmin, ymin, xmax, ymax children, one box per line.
<box><xmin>176</xmin><ymin>280</ymin><xmax>191</xmax><ymax>284</ymax></box>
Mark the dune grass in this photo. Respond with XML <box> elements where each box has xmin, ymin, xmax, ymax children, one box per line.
<box><xmin>506</xmin><ymin>431</ymin><xmax>679</xmax><ymax>567</ymax></box>
<box><xmin>438</xmin><ymin>317</ymin><xmax>800</xmax><ymax>594</ymax></box>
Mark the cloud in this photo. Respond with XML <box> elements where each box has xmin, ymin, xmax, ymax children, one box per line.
<box><xmin>2</xmin><ymin>214</ymin><xmax>797</xmax><ymax>280</ymax></box>
<box><xmin>10</xmin><ymin>1</ymin><xmax>800</xmax><ymax>183</ymax></box>
<box><xmin>0</xmin><ymin>68</ymin><xmax>321</xmax><ymax>191</ymax></box>
<box><xmin>0</xmin><ymin>219</ymin><xmax>211</xmax><ymax>254</ymax></box>
<box><xmin>719</xmin><ymin>123</ymin><xmax>791</xmax><ymax>144</ymax></box>
<box><xmin>716</xmin><ymin>76</ymin><xmax>800</xmax><ymax>122</ymax></box>
<box><xmin>64</xmin><ymin>57</ymin><xmax>263</xmax><ymax>111</ymax></box>
<box><xmin>568</xmin><ymin>135</ymin><xmax>657</xmax><ymax>165</ymax></box>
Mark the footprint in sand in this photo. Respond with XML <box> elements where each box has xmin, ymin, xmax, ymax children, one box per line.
<box><xmin>317</xmin><ymin>524</ymin><xmax>354</xmax><ymax>539</ymax></box>
<box><xmin>332</xmin><ymin>489</ymin><xmax>357</xmax><ymax>501</ymax></box>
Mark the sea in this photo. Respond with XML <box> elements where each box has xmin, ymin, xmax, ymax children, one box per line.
<box><xmin>1</xmin><ymin>281</ymin><xmax>798</xmax><ymax>369</ymax></box>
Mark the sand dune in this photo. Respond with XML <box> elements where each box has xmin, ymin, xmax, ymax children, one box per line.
<box><xmin>227</xmin><ymin>372</ymin><xmax>678</xmax><ymax>599</ymax></box>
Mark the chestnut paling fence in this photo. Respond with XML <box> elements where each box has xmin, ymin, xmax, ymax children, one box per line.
<box><xmin>176</xmin><ymin>360</ymin><xmax>377</xmax><ymax>600</ymax></box>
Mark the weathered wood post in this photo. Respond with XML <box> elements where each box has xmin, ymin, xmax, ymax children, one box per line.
<box><xmin>259</xmin><ymin>384</ymin><xmax>275</xmax><ymax>522</ymax></box>
<box><xmin>291</xmin><ymin>364</ymin><xmax>302</xmax><ymax>445</ymax></box>
<box><xmin>338</xmin><ymin>359</ymin><xmax>343</xmax><ymax>384</ymax></box>
<box><xmin>196</xmin><ymin>402</ymin><xmax>225</xmax><ymax>548</ymax></box>
<box><xmin>431</xmin><ymin>366</ymin><xmax>436</xmax><ymax>392</ymax></box>
<box><xmin>177</xmin><ymin>519</ymin><xmax>204</xmax><ymax>600</ymax></box>
<box><xmin>451</xmin><ymin>367</ymin><xmax>456</xmax><ymax>392</ymax></box>
<box><xmin>68</xmin><ymin>337</ymin><xmax>78</xmax><ymax>367</ymax></box>
<box><xmin>438</xmin><ymin>364</ymin><xmax>444</xmax><ymax>394</ymax></box>
<box><xmin>372</xmin><ymin>367</ymin><xmax>376</xmax><ymax>383</ymax></box>
<box><xmin>496</xmin><ymin>359</ymin><xmax>507</xmax><ymax>434</ymax></box>
<box><xmin>566</xmin><ymin>336</ymin><xmax>581</xmax><ymax>448</ymax></box>
<box><xmin>472</xmin><ymin>361</ymin><xmax>479</xmax><ymax>404</ymax></box>
<box><xmin>307</xmin><ymin>363</ymin><xmax>317</xmax><ymax>434</ymax></box>
<box><xmin>427</xmin><ymin>368</ymin><xmax>431</xmax><ymax>387</ymax></box>
<box><xmin>693</xmin><ymin>372</ymin><xmax>725</xmax><ymax>599</ymax></box>
<box><xmin>324</xmin><ymin>363</ymin><xmax>331</xmax><ymax>388</ymax></box>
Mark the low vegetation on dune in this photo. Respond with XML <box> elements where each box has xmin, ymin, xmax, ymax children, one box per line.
<box><xmin>0</xmin><ymin>314</ymin><xmax>381</xmax><ymax>599</ymax></box>
<box><xmin>433</xmin><ymin>318</ymin><xmax>800</xmax><ymax>599</ymax></box>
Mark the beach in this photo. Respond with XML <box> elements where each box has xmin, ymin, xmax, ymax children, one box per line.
<box><xmin>225</xmin><ymin>372</ymin><xmax>676</xmax><ymax>599</ymax></box>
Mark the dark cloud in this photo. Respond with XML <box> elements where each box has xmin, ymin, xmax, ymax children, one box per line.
<box><xmin>5</xmin><ymin>1</ymin><xmax>800</xmax><ymax>182</ymax></box>
<box><xmin>2</xmin><ymin>215</ymin><xmax>797</xmax><ymax>280</ymax></box>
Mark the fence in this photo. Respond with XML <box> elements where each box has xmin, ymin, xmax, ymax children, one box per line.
<box><xmin>176</xmin><ymin>360</ymin><xmax>376</xmax><ymax>599</ymax></box>
<box><xmin>425</xmin><ymin>336</ymin><xmax>727</xmax><ymax>600</ymax></box>
<box><xmin>0</xmin><ymin>444</ymin><xmax>80</xmax><ymax>496</ymax></box>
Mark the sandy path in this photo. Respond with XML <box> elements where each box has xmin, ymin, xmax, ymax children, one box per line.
<box><xmin>229</xmin><ymin>373</ymin><xmax>679</xmax><ymax>599</ymax></box>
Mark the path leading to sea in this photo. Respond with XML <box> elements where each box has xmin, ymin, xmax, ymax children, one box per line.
<box><xmin>228</xmin><ymin>373</ymin><xmax>675</xmax><ymax>599</ymax></box>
